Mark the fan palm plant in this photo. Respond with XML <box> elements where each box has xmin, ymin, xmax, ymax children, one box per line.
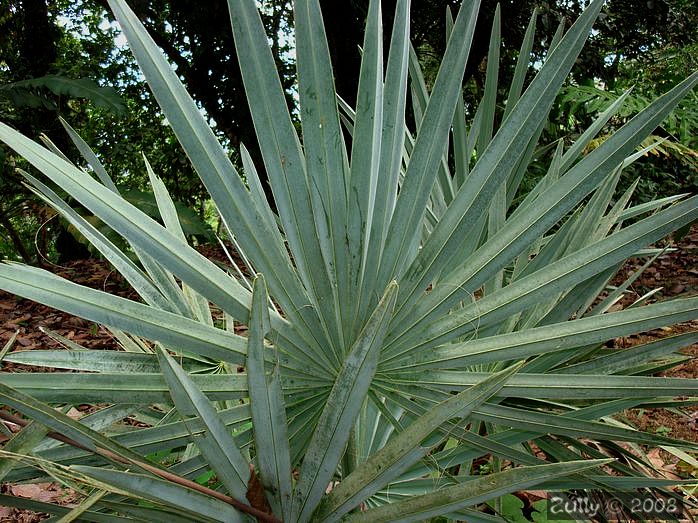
<box><xmin>0</xmin><ymin>0</ymin><xmax>696</xmax><ymax>521</ymax></box>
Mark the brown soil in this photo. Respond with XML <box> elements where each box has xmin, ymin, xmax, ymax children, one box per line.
<box><xmin>604</xmin><ymin>226</ymin><xmax>698</xmax><ymax>448</ymax></box>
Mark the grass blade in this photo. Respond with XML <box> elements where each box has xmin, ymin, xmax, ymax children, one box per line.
<box><xmin>377</xmin><ymin>0</ymin><xmax>480</xmax><ymax>284</ymax></box>
<box><xmin>292</xmin><ymin>282</ymin><xmax>398</xmax><ymax>522</ymax></box>
<box><xmin>227</xmin><ymin>0</ymin><xmax>339</xmax><ymax>359</ymax></box>
<box><xmin>384</xmin><ymin>295</ymin><xmax>698</xmax><ymax>370</ymax></box>
<box><xmin>346</xmin><ymin>460</ymin><xmax>610</xmax><ymax>523</ymax></box>
<box><xmin>317</xmin><ymin>363</ymin><xmax>522</xmax><ymax>521</ymax></box>
<box><xmin>393</xmin><ymin>0</ymin><xmax>605</xmax><ymax>318</ymax></box>
<box><xmin>389</xmin><ymin>193</ymin><xmax>698</xmax><ymax>355</ymax></box>
<box><xmin>361</xmin><ymin>0</ymin><xmax>411</xmax><ymax>317</ymax></box>
<box><xmin>0</xmin><ymin>421</ymin><xmax>50</xmax><ymax>481</ymax></box>
<box><xmin>247</xmin><ymin>275</ymin><xmax>293</xmax><ymax>519</ymax></box>
<box><xmin>347</xmin><ymin>0</ymin><xmax>384</xmax><ymax>340</ymax></box>
<box><xmin>0</xmin><ymin>263</ymin><xmax>247</xmax><ymax>365</ymax></box>
<box><xmin>73</xmin><ymin>466</ymin><xmax>243</xmax><ymax>523</ymax></box>
<box><xmin>107</xmin><ymin>0</ymin><xmax>326</xmax><ymax>355</ymax></box>
<box><xmin>157</xmin><ymin>349</ymin><xmax>250</xmax><ymax>500</ymax></box>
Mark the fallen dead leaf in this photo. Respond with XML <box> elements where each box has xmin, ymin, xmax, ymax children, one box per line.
<box><xmin>10</xmin><ymin>482</ymin><xmax>65</xmax><ymax>504</ymax></box>
<box><xmin>246</xmin><ymin>465</ymin><xmax>272</xmax><ymax>515</ymax></box>
<box><xmin>522</xmin><ymin>490</ymin><xmax>548</xmax><ymax>500</ymax></box>
<box><xmin>65</xmin><ymin>407</ymin><xmax>83</xmax><ymax>420</ymax></box>
<box><xmin>646</xmin><ymin>448</ymin><xmax>682</xmax><ymax>480</ymax></box>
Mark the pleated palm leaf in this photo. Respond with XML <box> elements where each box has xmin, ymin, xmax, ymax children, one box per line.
<box><xmin>0</xmin><ymin>0</ymin><xmax>697</xmax><ymax>521</ymax></box>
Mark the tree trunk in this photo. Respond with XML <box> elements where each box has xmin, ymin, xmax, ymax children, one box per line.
<box><xmin>0</xmin><ymin>211</ymin><xmax>33</xmax><ymax>264</ymax></box>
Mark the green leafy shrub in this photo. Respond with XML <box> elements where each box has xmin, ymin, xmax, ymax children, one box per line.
<box><xmin>0</xmin><ymin>0</ymin><xmax>696</xmax><ymax>521</ymax></box>
<box><xmin>557</xmin><ymin>84</ymin><xmax>698</xmax><ymax>202</ymax></box>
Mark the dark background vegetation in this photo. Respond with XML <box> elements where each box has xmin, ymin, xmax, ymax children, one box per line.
<box><xmin>1</xmin><ymin>0</ymin><xmax>696</xmax><ymax>264</ymax></box>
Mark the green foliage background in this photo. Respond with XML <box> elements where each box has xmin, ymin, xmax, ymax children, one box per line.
<box><xmin>1</xmin><ymin>0</ymin><xmax>697</xmax><ymax>263</ymax></box>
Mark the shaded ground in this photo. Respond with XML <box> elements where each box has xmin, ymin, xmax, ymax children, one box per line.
<box><xmin>605</xmin><ymin>227</ymin><xmax>698</xmax><ymax>446</ymax></box>
<box><xmin>0</xmin><ymin>228</ymin><xmax>697</xmax><ymax>521</ymax></box>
